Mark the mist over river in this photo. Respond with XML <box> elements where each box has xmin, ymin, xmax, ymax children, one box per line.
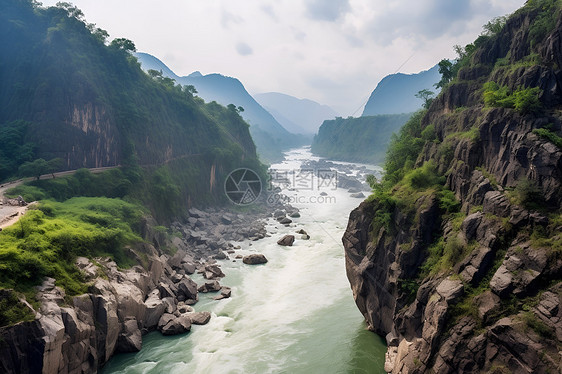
<box><xmin>101</xmin><ymin>147</ymin><xmax>387</xmax><ymax>374</ymax></box>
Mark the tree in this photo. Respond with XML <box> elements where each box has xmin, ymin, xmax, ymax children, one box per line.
<box><xmin>435</xmin><ymin>59</ymin><xmax>454</xmax><ymax>89</ymax></box>
<box><xmin>147</xmin><ymin>69</ymin><xmax>163</xmax><ymax>79</ymax></box>
<box><xmin>183</xmin><ymin>85</ymin><xmax>198</xmax><ymax>95</ymax></box>
<box><xmin>47</xmin><ymin>158</ymin><xmax>64</xmax><ymax>178</ymax></box>
<box><xmin>482</xmin><ymin>16</ymin><xmax>508</xmax><ymax>36</ymax></box>
<box><xmin>19</xmin><ymin>159</ymin><xmax>49</xmax><ymax>180</ymax></box>
<box><xmin>227</xmin><ymin>104</ymin><xmax>244</xmax><ymax>114</ymax></box>
<box><xmin>56</xmin><ymin>2</ymin><xmax>85</xmax><ymax>21</ymax></box>
<box><xmin>110</xmin><ymin>38</ymin><xmax>136</xmax><ymax>53</ymax></box>
<box><xmin>416</xmin><ymin>89</ymin><xmax>435</xmax><ymax>109</ymax></box>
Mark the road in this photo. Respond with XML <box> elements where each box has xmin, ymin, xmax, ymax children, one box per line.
<box><xmin>0</xmin><ymin>166</ymin><xmax>120</xmax><ymax>230</ymax></box>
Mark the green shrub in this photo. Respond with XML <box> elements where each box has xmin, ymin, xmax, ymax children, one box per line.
<box><xmin>438</xmin><ymin>189</ymin><xmax>461</xmax><ymax>214</ymax></box>
<box><xmin>512</xmin><ymin>178</ymin><xmax>545</xmax><ymax>210</ymax></box>
<box><xmin>526</xmin><ymin>0</ymin><xmax>561</xmax><ymax>47</ymax></box>
<box><xmin>522</xmin><ymin>311</ymin><xmax>554</xmax><ymax>339</ymax></box>
<box><xmin>533</xmin><ymin>128</ymin><xmax>562</xmax><ymax>149</ymax></box>
<box><xmin>483</xmin><ymin>82</ymin><xmax>541</xmax><ymax>114</ymax></box>
<box><xmin>404</xmin><ymin>161</ymin><xmax>445</xmax><ymax>190</ymax></box>
<box><xmin>421</xmin><ymin>124</ymin><xmax>436</xmax><ymax>141</ymax></box>
<box><xmin>0</xmin><ymin>291</ymin><xmax>35</xmax><ymax>327</ymax></box>
<box><xmin>383</xmin><ymin>110</ymin><xmax>426</xmax><ymax>186</ymax></box>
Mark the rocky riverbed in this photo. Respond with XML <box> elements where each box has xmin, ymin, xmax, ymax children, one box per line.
<box><xmin>0</xmin><ymin>196</ymin><xmax>303</xmax><ymax>373</ymax></box>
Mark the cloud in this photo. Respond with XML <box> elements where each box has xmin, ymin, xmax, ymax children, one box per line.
<box><xmin>236</xmin><ymin>42</ymin><xmax>253</xmax><ymax>56</ymax></box>
<box><xmin>364</xmin><ymin>0</ymin><xmax>501</xmax><ymax>45</ymax></box>
<box><xmin>260</xmin><ymin>4</ymin><xmax>278</xmax><ymax>21</ymax></box>
<box><xmin>221</xmin><ymin>8</ymin><xmax>243</xmax><ymax>29</ymax></box>
<box><xmin>304</xmin><ymin>0</ymin><xmax>351</xmax><ymax>22</ymax></box>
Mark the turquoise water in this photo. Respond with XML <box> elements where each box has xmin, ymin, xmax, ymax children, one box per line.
<box><xmin>101</xmin><ymin>148</ymin><xmax>387</xmax><ymax>374</ymax></box>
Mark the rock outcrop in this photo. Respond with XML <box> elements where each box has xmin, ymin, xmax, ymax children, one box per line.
<box><xmin>344</xmin><ymin>5</ymin><xmax>562</xmax><ymax>374</ymax></box>
<box><xmin>0</xmin><ymin>222</ymin><xmax>217</xmax><ymax>374</ymax></box>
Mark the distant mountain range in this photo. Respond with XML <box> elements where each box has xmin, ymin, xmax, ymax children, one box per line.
<box><xmin>135</xmin><ymin>52</ymin><xmax>301</xmax><ymax>162</ymax></box>
<box><xmin>362</xmin><ymin>64</ymin><xmax>441</xmax><ymax>116</ymax></box>
<box><xmin>254</xmin><ymin>92</ymin><xmax>338</xmax><ymax>135</ymax></box>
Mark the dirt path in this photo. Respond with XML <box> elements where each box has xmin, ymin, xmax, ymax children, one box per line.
<box><xmin>0</xmin><ymin>166</ymin><xmax>119</xmax><ymax>230</ymax></box>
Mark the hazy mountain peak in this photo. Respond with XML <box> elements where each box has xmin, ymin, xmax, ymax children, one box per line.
<box><xmin>362</xmin><ymin>64</ymin><xmax>441</xmax><ymax>116</ymax></box>
<box><xmin>254</xmin><ymin>92</ymin><xmax>338</xmax><ymax>135</ymax></box>
<box><xmin>135</xmin><ymin>52</ymin><xmax>299</xmax><ymax>162</ymax></box>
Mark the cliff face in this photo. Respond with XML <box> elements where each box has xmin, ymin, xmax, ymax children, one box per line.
<box><xmin>344</xmin><ymin>5</ymin><xmax>562</xmax><ymax>373</ymax></box>
<box><xmin>0</xmin><ymin>1</ymin><xmax>259</xmax><ymax>181</ymax></box>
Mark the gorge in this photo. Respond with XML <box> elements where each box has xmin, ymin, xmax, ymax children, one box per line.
<box><xmin>1</xmin><ymin>0</ymin><xmax>562</xmax><ymax>373</ymax></box>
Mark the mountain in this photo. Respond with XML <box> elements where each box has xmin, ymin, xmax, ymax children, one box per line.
<box><xmin>135</xmin><ymin>53</ymin><xmax>299</xmax><ymax>162</ymax></box>
<box><xmin>362</xmin><ymin>64</ymin><xmax>441</xmax><ymax>116</ymax></box>
<box><xmin>345</xmin><ymin>2</ymin><xmax>562</xmax><ymax>373</ymax></box>
<box><xmin>0</xmin><ymin>0</ymin><xmax>263</xmax><ymax>212</ymax></box>
<box><xmin>254</xmin><ymin>92</ymin><xmax>338</xmax><ymax>135</ymax></box>
<box><xmin>311</xmin><ymin>113</ymin><xmax>412</xmax><ymax>164</ymax></box>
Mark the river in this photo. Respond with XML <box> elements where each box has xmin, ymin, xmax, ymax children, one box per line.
<box><xmin>101</xmin><ymin>147</ymin><xmax>387</xmax><ymax>374</ymax></box>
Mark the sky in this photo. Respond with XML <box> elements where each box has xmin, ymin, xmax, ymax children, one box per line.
<box><xmin>42</xmin><ymin>0</ymin><xmax>524</xmax><ymax>115</ymax></box>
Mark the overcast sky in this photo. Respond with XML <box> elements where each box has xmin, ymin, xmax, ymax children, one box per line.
<box><xmin>42</xmin><ymin>0</ymin><xmax>524</xmax><ymax>115</ymax></box>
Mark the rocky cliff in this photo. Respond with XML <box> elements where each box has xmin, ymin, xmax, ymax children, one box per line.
<box><xmin>344</xmin><ymin>3</ymin><xmax>562</xmax><ymax>373</ymax></box>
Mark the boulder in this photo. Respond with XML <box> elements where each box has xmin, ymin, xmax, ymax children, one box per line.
<box><xmin>204</xmin><ymin>264</ymin><xmax>225</xmax><ymax>279</ymax></box>
<box><xmin>278</xmin><ymin>217</ymin><xmax>292</xmax><ymax>225</ymax></box>
<box><xmin>185</xmin><ymin>311</ymin><xmax>211</xmax><ymax>325</ymax></box>
<box><xmin>182</xmin><ymin>262</ymin><xmax>196</xmax><ymax>274</ymax></box>
<box><xmin>177</xmin><ymin>303</ymin><xmax>194</xmax><ymax>314</ymax></box>
<box><xmin>176</xmin><ymin>278</ymin><xmax>198</xmax><ymax>302</ymax></box>
<box><xmin>277</xmin><ymin>235</ymin><xmax>295</xmax><ymax>246</ymax></box>
<box><xmin>350</xmin><ymin>192</ymin><xmax>365</xmax><ymax>198</ymax></box>
<box><xmin>116</xmin><ymin>318</ymin><xmax>142</xmax><ymax>353</ymax></box>
<box><xmin>157</xmin><ymin>314</ymin><xmax>191</xmax><ymax>336</ymax></box>
<box><xmin>213</xmin><ymin>287</ymin><xmax>232</xmax><ymax>300</ymax></box>
<box><xmin>243</xmin><ymin>254</ymin><xmax>268</xmax><ymax>265</ymax></box>
<box><xmin>474</xmin><ymin>291</ymin><xmax>500</xmax><ymax>323</ymax></box>
<box><xmin>273</xmin><ymin>210</ymin><xmax>286</xmax><ymax>219</ymax></box>
<box><xmin>198</xmin><ymin>280</ymin><xmax>221</xmax><ymax>293</ymax></box>
<box><xmin>144</xmin><ymin>290</ymin><xmax>166</xmax><ymax>329</ymax></box>
<box><xmin>436</xmin><ymin>277</ymin><xmax>464</xmax><ymax>303</ymax></box>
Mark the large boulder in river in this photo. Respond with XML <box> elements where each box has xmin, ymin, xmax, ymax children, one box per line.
<box><xmin>277</xmin><ymin>235</ymin><xmax>295</xmax><ymax>246</ymax></box>
<box><xmin>157</xmin><ymin>313</ymin><xmax>191</xmax><ymax>336</ymax></box>
<box><xmin>278</xmin><ymin>217</ymin><xmax>292</xmax><ymax>225</ymax></box>
<box><xmin>186</xmin><ymin>311</ymin><xmax>212</xmax><ymax>325</ymax></box>
<box><xmin>177</xmin><ymin>278</ymin><xmax>198</xmax><ymax>302</ymax></box>
<box><xmin>243</xmin><ymin>254</ymin><xmax>268</xmax><ymax>265</ymax></box>
<box><xmin>204</xmin><ymin>264</ymin><xmax>225</xmax><ymax>279</ymax></box>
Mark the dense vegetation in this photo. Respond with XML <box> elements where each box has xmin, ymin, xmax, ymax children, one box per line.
<box><xmin>0</xmin><ymin>0</ymin><xmax>264</xmax><ymax>204</ymax></box>
<box><xmin>311</xmin><ymin>113</ymin><xmax>412</xmax><ymax>164</ymax></box>
<box><xmin>0</xmin><ymin>197</ymin><xmax>143</xmax><ymax>295</ymax></box>
<box><xmin>0</xmin><ymin>0</ymin><xmax>269</xmax><ymax>326</ymax></box>
<box><xmin>364</xmin><ymin>0</ymin><xmax>562</xmax><ymax>327</ymax></box>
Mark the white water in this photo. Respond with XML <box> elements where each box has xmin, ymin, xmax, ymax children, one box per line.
<box><xmin>101</xmin><ymin>148</ymin><xmax>386</xmax><ymax>374</ymax></box>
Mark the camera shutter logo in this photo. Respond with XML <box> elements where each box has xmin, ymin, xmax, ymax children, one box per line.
<box><xmin>224</xmin><ymin>168</ymin><xmax>262</xmax><ymax>205</ymax></box>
